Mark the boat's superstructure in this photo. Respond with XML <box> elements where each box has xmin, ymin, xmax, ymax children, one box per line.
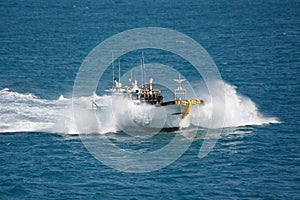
<box><xmin>94</xmin><ymin>54</ymin><xmax>204</xmax><ymax>131</ymax></box>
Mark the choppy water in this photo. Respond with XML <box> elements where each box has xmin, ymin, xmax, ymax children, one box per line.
<box><xmin>1</xmin><ymin>0</ymin><xmax>299</xmax><ymax>199</ymax></box>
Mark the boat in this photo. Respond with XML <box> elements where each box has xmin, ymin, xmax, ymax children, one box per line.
<box><xmin>93</xmin><ymin>54</ymin><xmax>204</xmax><ymax>131</ymax></box>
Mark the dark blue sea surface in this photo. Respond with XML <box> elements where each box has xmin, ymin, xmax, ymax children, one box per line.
<box><xmin>1</xmin><ymin>0</ymin><xmax>299</xmax><ymax>199</ymax></box>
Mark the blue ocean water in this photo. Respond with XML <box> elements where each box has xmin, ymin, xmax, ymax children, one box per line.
<box><xmin>1</xmin><ymin>0</ymin><xmax>299</xmax><ymax>199</ymax></box>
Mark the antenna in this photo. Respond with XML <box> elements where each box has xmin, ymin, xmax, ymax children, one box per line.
<box><xmin>140</xmin><ymin>58</ymin><xmax>143</xmax><ymax>87</ymax></box>
<box><xmin>112</xmin><ymin>52</ymin><xmax>114</xmax><ymax>87</ymax></box>
<box><xmin>142</xmin><ymin>52</ymin><xmax>146</xmax><ymax>85</ymax></box>
<box><xmin>118</xmin><ymin>59</ymin><xmax>121</xmax><ymax>85</ymax></box>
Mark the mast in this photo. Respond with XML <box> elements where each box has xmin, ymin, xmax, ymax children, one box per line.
<box><xmin>118</xmin><ymin>59</ymin><xmax>121</xmax><ymax>86</ymax></box>
<box><xmin>112</xmin><ymin>52</ymin><xmax>115</xmax><ymax>87</ymax></box>
<box><xmin>140</xmin><ymin>58</ymin><xmax>143</xmax><ymax>88</ymax></box>
<box><xmin>142</xmin><ymin>52</ymin><xmax>146</xmax><ymax>85</ymax></box>
<box><xmin>174</xmin><ymin>73</ymin><xmax>186</xmax><ymax>100</ymax></box>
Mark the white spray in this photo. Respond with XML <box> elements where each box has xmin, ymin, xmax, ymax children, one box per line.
<box><xmin>0</xmin><ymin>80</ymin><xmax>279</xmax><ymax>134</ymax></box>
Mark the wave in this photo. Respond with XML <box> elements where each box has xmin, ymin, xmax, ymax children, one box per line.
<box><xmin>0</xmin><ymin>81</ymin><xmax>280</xmax><ymax>134</ymax></box>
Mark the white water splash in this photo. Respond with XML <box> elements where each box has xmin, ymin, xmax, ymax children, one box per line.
<box><xmin>0</xmin><ymin>81</ymin><xmax>279</xmax><ymax>134</ymax></box>
<box><xmin>189</xmin><ymin>81</ymin><xmax>279</xmax><ymax>128</ymax></box>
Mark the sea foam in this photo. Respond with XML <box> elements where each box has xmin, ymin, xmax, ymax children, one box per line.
<box><xmin>0</xmin><ymin>81</ymin><xmax>279</xmax><ymax>134</ymax></box>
